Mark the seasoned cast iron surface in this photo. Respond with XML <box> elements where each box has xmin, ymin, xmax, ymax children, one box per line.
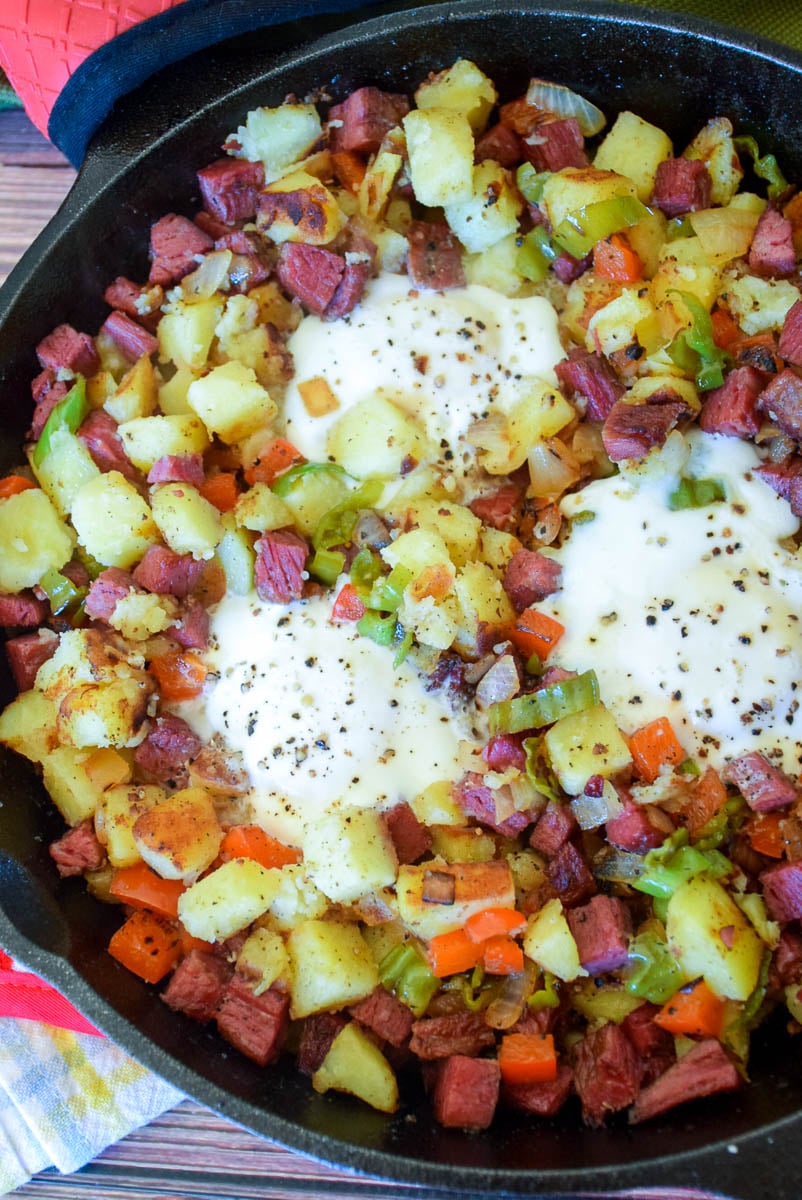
<box><xmin>2</xmin><ymin>3</ymin><xmax>802</xmax><ymax>1195</ymax></box>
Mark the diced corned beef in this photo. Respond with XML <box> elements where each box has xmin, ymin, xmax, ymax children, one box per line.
<box><xmin>630</xmin><ymin>1038</ymin><xmax>740</xmax><ymax>1123</ymax></box>
<box><xmin>567</xmin><ymin>894</ymin><xmax>632</xmax><ymax>975</ymax></box>
<box><xmin>546</xmin><ymin>840</ymin><xmax>596</xmax><ymax>906</ymax></box>
<box><xmin>276</xmin><ymin>243</ymin><xmax>345</xmax><ymax>314</ymax></box>
<box><xmin>482</xmin><ymin>734</ymin><xmax>527</xmax><ymax>773</ymax></box>
<box><xmin>748</xmin><ymin>207</ymin><xmax>796</xmax><ymax>277</ymax></box>
<box><xmin>406</xmin><ymin>222</ymin><xmax>466</xmax><ymax>291</ymax></box>
<box><xmin>433</xmin><ymin>1055</ymin><xmax>500</xmax><ymax>1130</ymax></box>
<box><xmin>132</xmin><ymin>545</ymin><xmax>203</xmax><ymax>598</ymax></box>
<box><xmin>149</xmin><ymin>214</ymin><xmax>214</xmax><ymax>286</ymax></box>
<box><xmin>49</xmin><ymin>819</ymin><xmax>105</xmax><ymax>877</ymax></box>
<box><xmin>194</xmin><ymin>209</ymin><xmax>236</xmax><ymax>239</ymax></box>
<box><xmin>572</xmin><ymin>1022</ymin><xmax>641</xmax><ymax>1126</ymax></box>
<box><xmin>384</xmin><ymin>801</ymin><xmax>432</xmax><ymax>864</ymax></box>
<box><xmin>469</xmin><ymin>483</ymin><xmax>522</xmax><ymax>531</ymax></box>
<box><xmin>0</xmin><ymin>591</ymin><xmax>48</xmax><ymax>627</ymax></box>
<box><xmin>324</xmin><ymin>259</ymin><xmax>371</xmax><ymax>320</ymax></box>
<box><xmin>29</xmin><ymin>369</ymin><xmax>68</xmax><ymax>439</ymax></box>
<box><xmin>555</xmin><ymin>347</ymin><xmax>624</xmax><ymax>422</ymax></box>
<box><xmin>755</xmin><ymin>455</ymin><xmax>802</xmax><ymax>516</ymax></box>
<box><xmin>297</xmin><ymin>1011</ymin><xmax>348</xmax><ymax>1074</ymax></box>
<box><xmin>254</xmin><ymin>529</ymin><xmax>309</xmax><ymax>604</ymax></box>
<box><xmin>103</xmin><ymin>276</ymin><xmax>163</xmax><ymax>322</ymax></box>
<box><xmin>453</xmin><ymin>772</ymin><xmax>531</xmax><ymax>838</ymax></box>
<box><xmin>197</xmin><ymin>157</ymin><xmax>265</xmax><ymax>224</ymax></box>
<box><xmin>503</xmin><ymin>1063</ymin><xmax>573</xmax><ymax>1117</ymax></box>
<box><xmin>162</xmin><ymin>949</ymin><xmax>232</xmax><ymax>1022</ymax></box>
<box><xmin>621</xmin><ymin>1003</ymin><xmax>676</xmax><ymax>1086</ymax></box>
<box><xmin>601</xmin><ymin>400</ymin><xmax>686</xmax><ymax>462</ymax></box>
<box><xmin>605</xmin><ymin>799</ymin><xmax>666</xmax><ymax>853</ymax></box>
<box><xmin>474</xmin><ymin>121</ymin><xmax>522</xmax><ymax>167</ymax></box>
<box><xmin>779</xmin><ymin>299</ymin><xmax>802</xmax><ymax>365</ymax></box>
<box><xmin>84</xmin><ymin>568</ymin><xmax>137</xmax><ymax>623</ymax></box>
<box><xmin>5</xmin><ymin>630</ymin><xmax>58</xmax><ymax>691</ymax></box>
<box><xmin>133</xmin><ymin>714</ymin><xmax>202</xmax><ymax>785</ymax></box>
<box><xmin>651</xmin><ymin>157</ymin><xmax>712</xmax><ymax>218</ymax></box>
<box><xmin>351</xmin><ymin>986</ymin><xmax>414</xmax><ymax>1047</ymax></box>
<box><xmin>61</xmin><ymin>560</ymin><xmax>90</xmax><ymax>590</ymax></box>
<box><xmin>539</xmin><ymin>666</ymin><xmax>575</xmax><ymax>689</ymax></box>
<box><xmin>757</xmin><ymin>367</ymin><xmax>802</xmax><ymax>439</ymax></box>
<box><xmin>329</xmin><ymin>87</ymin><xmax>409</xmax><ymax>154</ymax></box>
<box><xmin>522</xmin><ymin>117</ymin><xmax>587</xmax><ymax>172</ymax></box>
<box><xmin>771</xmin><ymin>928</ymin><xmax>802</xmax><ymax>987</ymax></box>
<box><xmin>722</xmin><ymin>752</ymin><xmax>797</xmax><ymax>812</ymax></box>
<box><xmin>551</xmin><ymin>249</ymin><xmax>592</xmax><ymax>284</ymax></box>
<box><xmin>216</xmin><ymin>976</ymin><xmax>290</xmax><ymax>1067</ymax></box>
<box><xmin>426</xmin><ymin>651</ymin><xmax>471</xmax><ymax>702</ymax></box>
<box><xmin>761</xmin><ymin>860</ymin><xmax>802</xmax><ymax>922</ymax></box>
<box><xmin>503</xmin><ymin>549</ymin><xmax>562</xmax><ymax>613</ymax></box>
<box><xmin>100</xmin><ymin>311</ymin><xmax>159</xmax><ymax>363</ymax></box>
<box><xmin>147</xmin><ymin>453</ymin><xmax>205</xmax><ymax>487</ymax></box>
<box><xmin>530</xmin><ymin>800</ymin><xmax>577</xmax><ymax>857</ymax></box>
<box><xmin>228</xmin><ymin>251</ymin><xmax>273</xmax><ymax>294</ymax></box>
<box><xmin>170</xmin><ymin>597</ymin><xmax>210</xmax><ymax>650</ymax></box>
<box><xmin>410</xmin><ymin>1011</ymin><xmax>495</xmax><ymax>1060</ymax></box>
<box><xmin>36</xmin><ymin>323</ymin><xmax>99</xmax><ymax>377</ymax></box>
<box><xmin>699</xmin><ymin>365</ymin><xmax>764</xmax><ymax>438</ymax></box>
<box><xmin>77</xmin><ymin>409</ymin><xmax>139</xmax><ymax>481</ymax></box>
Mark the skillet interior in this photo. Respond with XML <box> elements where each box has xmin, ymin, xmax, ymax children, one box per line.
<box><xmin>2</xmin><ymin>3</ymin><xmax>802</xmax><ymax>1193</ymax></box>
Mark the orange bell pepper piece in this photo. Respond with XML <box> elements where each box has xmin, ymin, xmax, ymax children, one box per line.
<box><xmin>508</xmin><ymin>608</ymin><xmax>565</xmax><ymax>662</ymax></box>
<box><xmin>482</xmin><ymin>935</ymin><xmax>524</xmax><ymax>976</ymax></box>
<box><xmin>464</xmin><ymin>906</ymin><xmax>527</xmax><ymax>944</ymax></box>
<box><xmin>244</xmin><ymin>437</ymin><xmax>304</xmax><ymax>486</ymax></box>
<box><xmin>499</xmin><ymin>1032</ymin><xmax>558</xmax><ymax>1085</ymax></box>
<box><xmin>655</xmin><ymin>978</ymin><xmax>726</xmax><ymax>1039</ymax></box>
<box><xmin>330</xmin><ymin>582</ymin><xmax>366</xmax><ymax>623</ymax></box>
<box><xmin>685</xmin><ymin>766</ymin><xmax>727</xmax><ymax>839</ymax></box>
<box><xmin>593</xmin><ymin>233</ymin><xmax>642</xmax><ymax>282</ymax></box>
<box><xmin>108</xmin><ymin>910</ymin><xmax>181</xmax><ymax>984</ymax></box>
<box><xmin>427</xmin><ymin>929</ymin><xmax>483</xmax><ymax>978</ymax></box>
<box><xmin>149</xmin><ymin>650</ymin><xmax>207</xmax><ymax>701</ymax></box>
<box><xmin>109</xmin><ymin>863</ymin><xmax>185</xmax><ymax>920</ymax></box>
<box><xmin>0</xmin><ymin>474</ymin><xmax>37</xmax><ymax>499</ymax></box>
<box><xmin>220</xmin><ymin>824</ymin><xmax>301</xmax><ymax>869</ymax></box>
<box><xmin>629</xmin><ymin>716</ymin><xmax>685</xmax><ymax>783</ymax></box>
<box><xmin>746</xmin><ymin>810</ymin><xmax>786</xmax><ymax>859</ymax></box>
<box><xmin>199</xmin><ymin>471</ymin><xmax>240</xmax><ymax>512</ymax></box>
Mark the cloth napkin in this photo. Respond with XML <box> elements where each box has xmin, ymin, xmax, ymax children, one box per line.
<box><xmin>2</xmin><ymin>0</ymin><xmax>802</xmax><ymax>1191</ymax></box>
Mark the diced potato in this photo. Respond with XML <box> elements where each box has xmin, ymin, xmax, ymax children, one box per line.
<box><xmin>216</xmin><ymin>512</ymin><xmax>256</xmax><ymax>594</ymax></box>
<box><xmin>86</xmin><ymin>369</ymin><xmax>117</xmax><ymax>408</ymax></box>
<box><xmin>57</xmin><ymin>676</ymin><xmax>154</xmax><ymax>749</ymax></box>
<box><xmin>544</xmin><ymin>702</ymin><xmax>633</xmax><ymax>795</ymax></box>
<box><xmin>383</xmin><ymin>527</ymin><xmax>454</xmax><ymax>579</ymax></box>
<box><xmin>507</xmin><ymin>848</ymin><xmax>547</xmax><ymax>901</ymax></box>
<box><xmin>263</xmin><ymin>863</ymin><xmax>328</xmax><ymax>932</ymax></box>
<box><xmin>133</xmin><ymin>787</ymin><xmax>222</xmax><ymax>883</ymax></box>
<box><xmin>593</xmin><ymin>111</ymin><xmax>673</xmax><ymax>201</ymax></box>
<box><xmin>313</xmin><ymin>1021</ymin><xmax>399</xmax><ymax>1113</ymax></box>
<box><xmin>30</xmin><ymin>428</ymin><xmax>100</xmax><ymax>518</ymax></box>
<box><xmin>626</xmin><ymin>208</ymin><xmax>669</xmax><ymax>279</ymax></box>
<box><xmin>82</xmin><ymin>747</ymin><xmax>131</xmax><ymax>791</ymax></box>
<box><xmin>720</xmin><ymin>274</ymin><xmax>800</xmax><ymax>335</ymax></box>
<box><xmin>430</xmin><ymin>824</ymin><xmax>496</xmax><ymax>863</ymax></box>
<box><xmin>523</xmin><ymin>897</ymin><xmax>587</xmax><ymax>982</ymax></box>
<box><xmin>158</xmin><ymin>364</ymin><xmax>197</xmax><ymax>415</ymax></box>
<box><xmin>666</xmin><ymin>875</ymin><xmax>763</xmax><ymax>1002</ymax></box>
<box><xmin>296</xmin><ymin>376</ymin><xmax>340</xmax><ymax>419</ymax></box>
<box><xmin>95</xmin><ymin>783</ymin><xmax>165</xmax><ymax>868</ymax></box>
<box><xmin>230</xmin><ymin>102</ymin><xmax>322</xmax><ymax>182</ymax></box>
<box><xmin>684</xmin><ymin>117</ymin><xmax>743</xmax><ymax>206</ymax></box>
<box><xmin>398</xmin><ymin>592</ymin><xmax>460</xmax><ymax>651</ymax></box>
<box><xmin>410</xmin><ymin>779</ymin><xmax>465</xmax><ymax>827</ymax></box>
<box><xmin>402</xmin><ymin>108</ymin><xmax>475</xmax><ymax>209</ymax></box>
<box><xmin>586</xmin><ymin>287</ymin><xmax>661</xmax><ymax>358</ymax></box>
<box><xmin>237</xmin><ymin>928</ymin><xmax>290</xmax><ymax>993</ymax></box>
<box><xmin>248</xmin><ymin>281</ymin><xmax>302</xmax><ymax>334</ymax></box>
<box><xmin>104</xmin><ymin>354</ymin><xmax>158</xmax><ymax>423</ymax></box>
<box><xmin>327</xmin><ymin>395</ymin><xmax>435</xmax><ymax>479</ymax></box>
<box><xmin>158</xmin><ymin>295</ymin><xmax>224</xmax><ymax>371</ymax></box>
<box><xmin>463</xmin><ymin>233</ymin><xmax>527</xmax><ymax>297</ymax></box>
<box><xmin>71</xmin><ymin>472</ymin><xmax>158</xmax><ymax>568</ymax></box>
<box><xmin>304</xmin><ymin>807</ymin><xmax>398</xmax><ymax>904</ymax></box>
<box><xmin>257</xmin><ymin>169</ymin><xmax>345</xmax><ymax>245</ymax></box>
<box><xmin>150</xmin><ymin>482</ymin><xmax>223</xmax><ymax>559</ymax></box>
<box><xmin>35</xmin><ymin>628</ymin><xmax>126</xmax><ymax>697</ymax></box>
<box><xmin>40</xmin><ymin>747</ymin><xmax>101</xmax><ymax>825</ymax></box>
<box><xmin>118</xmin><ymin>414</ymin><xmax>210</xmax><ymax>472</ymax></box>
<box><xmin>358</xmin><ymin>150</ymin><xmax>403</xmax><ymax>222</ymax></box>
<box><xmin>541</xmin><ymin>166</ymin><xmax>636</xmax><ymax>233</ymax></box>
<box><xmin>273</xmin><ymin>465</ymin><xmax>350</xmax><ymax>538</ymax></box>
<box><xmin>396</xmin><ymin>860</ymin><xmax>515</xmax><ymax>940</ymax></box>
<box><xmin>178</xmin><ymin>859</ymin><xmax>283</xmax><ymax>942</ymax></box>
<box><xmin>287</xmin><ymin>919</ymin><xmax>378</xmax><ymax>1018</ymax></box>
<box><xmin>109</xmin><ymin>591</ymin><xmax>180</xmax><ymax>641</ymax></box>
<box><xmin>0</xmin><ymin>488</ymin><xmax>74</xmax><ymax>592</ymax></box>
<box><xmin>400</xmin><ymin>498</ymin><xmax>481</xmax><ymax>567</ymax></box>
<box><xmin>470</xmin><ymin>383</ymin><xmax>575</xmax><ymax>475</ymax></box>
<box><xmin>415</xmin><ymin>59</ymin><xmax>497</xmax><ymax>133</ymax></box>
<box><xmin>652</xmin><ymin>236</ymin><xmax>721</xmax><ymax>310</ymax></box>
<box><xmin>444</xmin><ymin>161</ymin><xmax>523</xmax><ymax>253</ymax></box>
<box><xmin>453</xmin><ymin>560</ymin><xmax>515</xmax><ymax>652</ymax></box>
<box><xmin>689</xmin><ymin>201</ymin><xmax>763</xmax><ymax>266</ymax></box>
<box><xmin>562</xmin><ymin>273</ymin><xmax>622</xmax><ymax>344</ymax></box>
<box><xmin>479</xmin><ymin>527</ymin><xmax>520</xmax><ymax>574</ymax></box>
<box><xmin>626</xmin><ymin>374</ymin><xmax>699</xmax><ymax>415</ymax></box>
<box><xmin>0</xmin><ymin>687</ymin><xmax>59</xmax><ymax>763</ymax></box>
<box><xmin>188</xmin><ymin>360</ymin><xmax>277</xmax><ymax>443</ymax></box>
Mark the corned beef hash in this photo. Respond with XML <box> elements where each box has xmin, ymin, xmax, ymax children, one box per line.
<box><xmin>3</xmin><ymin>59</ymin><xmax>802</xmax><ymax>1131</ymax></box>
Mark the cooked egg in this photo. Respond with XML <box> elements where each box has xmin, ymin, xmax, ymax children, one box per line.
<box><xmin>282</xmin><ymin>272</ymin><xmax>564</xmax><ymax>474</ymax></box>
<box><xmin>181</xmin><ymin>592</ymin><xmax>476</xmax><ymax>848</ymax></box>
<box><xmin>545</xmin><ymin>430</ymin><xmax>802</xmax><ymax>773</ymax></box>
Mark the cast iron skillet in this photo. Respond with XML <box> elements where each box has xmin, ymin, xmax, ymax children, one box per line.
<box><xmin>2</xmin><ymin>2</ymin><xmax>802</xmax><ymax>1195</ymax></box>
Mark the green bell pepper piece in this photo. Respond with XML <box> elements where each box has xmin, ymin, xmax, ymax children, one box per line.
<box><xmin>32</xmin><ymin>377</ymin><xmax>88</xmax><ymax>468</ymax></box>
<box><xmin>489</xmin><ymin>669</ymin><xmax>600</xmax><ymax>736</ymax></box>
<box><xmin>553</xmin><ymin>194</ymin><xmax>650</xmax><ymax>259</ymax></box>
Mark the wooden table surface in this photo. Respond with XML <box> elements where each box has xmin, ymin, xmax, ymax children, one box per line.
<box><xmin>0</xmin><ymin>104</ymin><xmax>422</xmax><ymax>1200</ymax></box>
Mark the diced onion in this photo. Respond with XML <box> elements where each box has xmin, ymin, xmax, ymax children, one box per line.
<box><xmin>570</xmin><ymin>780</ymin><xmax>624</xmax><ymax>830</ymax></box>
<box><xmin>485</xmin><ymin>961</ymin><xmax>537</xmax><ymax>1030</ymax></box>
<box><xmin>594</xmin><ymin>846</ymin><xmax>645</xmax><ymax>883</ymax></box>
<box><xmin>476</xmin><ymin>654</ymin><xmax>520</xmax><ymax>710</ymax></box>
<box><xmin>182</xmin><ymin>249</ymin><xmax>233</xmax><ymax>299</ymax></box>
<box><xmin>525</xmin><ymin>79</ymin><xmax>606</xmax><ymax>137</ymax></box>
<box><xmin>527</xmin><ymin>437</ymin><xmax>581</xmax><ymax>499</ymax></box>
